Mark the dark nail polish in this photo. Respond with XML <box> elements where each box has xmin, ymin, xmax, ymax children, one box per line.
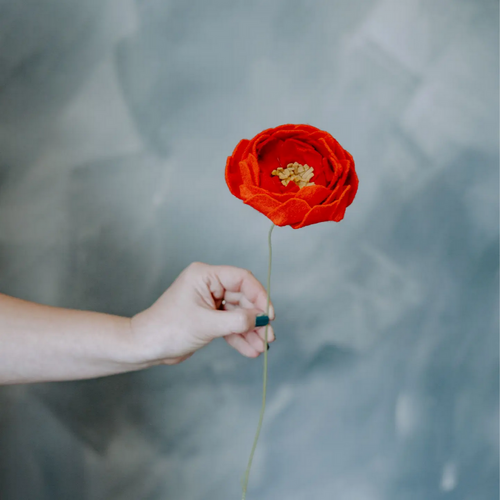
<box><xmin>267</xmin><ymin>344</ymin><xmax>270</xmax><ymax>351</ymax></box>
<box><xmin>255</xmin><ymin>315</ymin><xmax>269</xmax><ymax>327</ymax></box>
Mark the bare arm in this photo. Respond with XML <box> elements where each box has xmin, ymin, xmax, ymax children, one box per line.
<box><xmin>0</xmin><ymin>263</ymin><xmax>275</xmax><ymax>385</ymax></box>
<box><xmin>0</xmin><ymin>293</ymin><xmax>142</xmax><ymax>384</ymax></box>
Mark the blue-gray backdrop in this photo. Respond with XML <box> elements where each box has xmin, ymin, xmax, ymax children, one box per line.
<box><xmin>0</xmin><ymin>1</ymin><xmax>498</xmax><ymax>499</ymax></box>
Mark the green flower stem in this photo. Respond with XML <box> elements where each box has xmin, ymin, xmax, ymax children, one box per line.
<box><xmin>241</xmin><ymin>222</ymin><xmax>275</xmax><ymax>500</ymax></box>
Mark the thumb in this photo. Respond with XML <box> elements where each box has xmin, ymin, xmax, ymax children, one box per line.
<box><xmin>205</xmin><ymin>308</ymin><xmax>265</xmax><ymax>338</ymax></box>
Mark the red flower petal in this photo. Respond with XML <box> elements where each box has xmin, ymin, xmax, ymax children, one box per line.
<box><xmin>345</xmin><ymin>163</ymin><xmax>359</xmax><ymax>206</ymax></box>
<box><xmin>294</xmin><ymin>124</ymin><xmax>321</xmax><ymax>133</ymax></box>
<box><xmin>292</xmin><ymin>201</ymin><xmax>340</xmax><ymax>229</ymax></box>
<box><xmin>239</xmin><ymin>155</ymin><xmax>260</xmax><ymax>186</ymax></box>
<box><xmin>332</xmin><ymin>185</ymin><xmax>352</xmax><ymax>222</ymax></box>
<box><xmin>323</xmin><ymin>181</ymin><xmax>349</xmax><ymax>206</ymax></box>
<box><xmin>294</xmin><ymin>184</ymin><xmax>331</xmax><ymax>206</ymax></box>
<box><xmin>243</xmin><ymin>192</ymin><xmax>282</xmax><ymax>215</ymax></box>
<box><xmin>225</xmin><ymin>139</ymin><xmax>250</xmax><ymax>197</ymax></box>
<box><xmin>240</xmin><ymin>184</ymin><xmax>297</xmax><ymax>203</ymax></box>
<box><xmin>266</xmin><ymin>197</ymin><xmax>311</xmax><ymax>226</ymax></box>
<box><xmin>225</xmin><ymin>156</ymin><xmax>242</xmax><ymax>197</ymax></box>
<box><xmin>232</xmin><ymin>138</ymin><xmax>250</xmax><ymax>164</ymax></box>
<box><xmin>246</xmin><ymin>154</ymin><xmax>261</xmax><ymax>185</ymax></box>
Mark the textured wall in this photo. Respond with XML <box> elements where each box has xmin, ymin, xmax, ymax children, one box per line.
<box><xmin>0</xmin><ymin>1</ymin><xmax>498</xmax><ymax>499</ymax></box>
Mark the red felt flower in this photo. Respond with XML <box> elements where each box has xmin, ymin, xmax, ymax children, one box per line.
<box><xmin>225</xmin><ymin>124</ymin><xmax>358</xmax><ymax>229</ymax></box>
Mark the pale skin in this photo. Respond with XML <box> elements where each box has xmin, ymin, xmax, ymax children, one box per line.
<box><xmin>0</xmin><ymin>262</ymin><xmax>275</xmax><ymax>385</ymax></box>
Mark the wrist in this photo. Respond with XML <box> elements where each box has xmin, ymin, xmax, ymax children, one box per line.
<box><xmin>127</xmin><ymin>308</ymin><xmax>163</xmax><ymax>367</ymax></box>
<box><xmin>103</xmin><ymin>314</ymin><xmax>156</xmax><ymax>372</ymax></box>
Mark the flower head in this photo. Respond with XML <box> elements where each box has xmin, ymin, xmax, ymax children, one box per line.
<box><xmin>225</xmin><ymin>124</ymin><xmax>358</xmax><ymax>228</ymax></box>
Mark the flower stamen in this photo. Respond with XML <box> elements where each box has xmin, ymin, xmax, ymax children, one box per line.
<box><xmin>271</xmin><ymin>162</ymin><xmax>315</xmax><ymax>188</ymax></box>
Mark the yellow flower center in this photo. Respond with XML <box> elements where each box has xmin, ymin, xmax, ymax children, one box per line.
<box><xmin>271</xmin><ymin>162</ymin><xmax>315</xmax><ymax>188</ymax></box>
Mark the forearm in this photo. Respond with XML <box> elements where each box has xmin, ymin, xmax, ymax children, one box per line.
<box><xmin>0</xmin><ymin>293</ymin><xmax>148</xmax><ymax>384</ymax></box>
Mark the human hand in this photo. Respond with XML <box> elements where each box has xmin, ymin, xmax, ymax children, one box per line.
<box><xmin>130</xmin><ymin>262</ymin><xmax>275</xmax><ymax>366</ymax></box>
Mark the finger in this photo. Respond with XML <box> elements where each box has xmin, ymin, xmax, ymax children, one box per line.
<box><xmin>205</xmin><ymin>308</ymin><xmax>263</xmax><ymax>338</ymax></box>
<box><xmin>222</xmin><ymin>301</ymin><xmax>256</xmax><ymax>312</ymax></box>
<box><xmin>222</xmin><ymin>307</ymin><xmax>274</xmax><ymax>342</ymax></box>
<box><xmin>243</xmin><ymin>331</ymin><xmax>267</xmax><ymax>353</ymax></box>
<box><xmin>222</xmin><ymin>301</ymin><xmax>237</xmax><ymax>311</ymax></box>
<box><xmin>223</xmin><ymin>291</ymin><xmax>254</xmax><ymax>309</ymax></box>
<box><xmin>224</xmin><ymin>333</ymin><xmax>260</xmax><ymax>358</ymax></box>
<box><xmin>211</xmin><ymin>266</ymin><xmax>275</xmax><ymax>319</ymax></box>
<box><xmin>223</xmin><ymin>292</ymin><xmax>274</xmax><ymax>319</ymax></box>
<box><xmin>256</xmin><ymin>324</ymin><xmax>275</xmax><ymax>343</ymax></box>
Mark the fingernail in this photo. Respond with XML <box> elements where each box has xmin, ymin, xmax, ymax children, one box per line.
<box><xmin>255</xmin><ymin>315</ymin><xmax>269</xmax><ymax>327</ymax></box>
<box><xmin>267</xmin><ymin>344</ymin><xmax>270</xmax><ymax>351</ymax></box>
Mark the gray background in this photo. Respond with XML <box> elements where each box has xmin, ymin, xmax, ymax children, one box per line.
<box><xmin>0</xmin><ymin>0</ymin><xmax>498</xmax><ymax>499</ymax></box>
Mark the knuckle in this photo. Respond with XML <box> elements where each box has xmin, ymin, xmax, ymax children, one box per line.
<box><xmin>187</xmin><ymin>261</ymin><xmax>205</xmax><ymax>273</ymax></box>
<box><xmin>242</xmin><ymin>268</ymin><xmax>253</xmax><ymax>278</ymax></box>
